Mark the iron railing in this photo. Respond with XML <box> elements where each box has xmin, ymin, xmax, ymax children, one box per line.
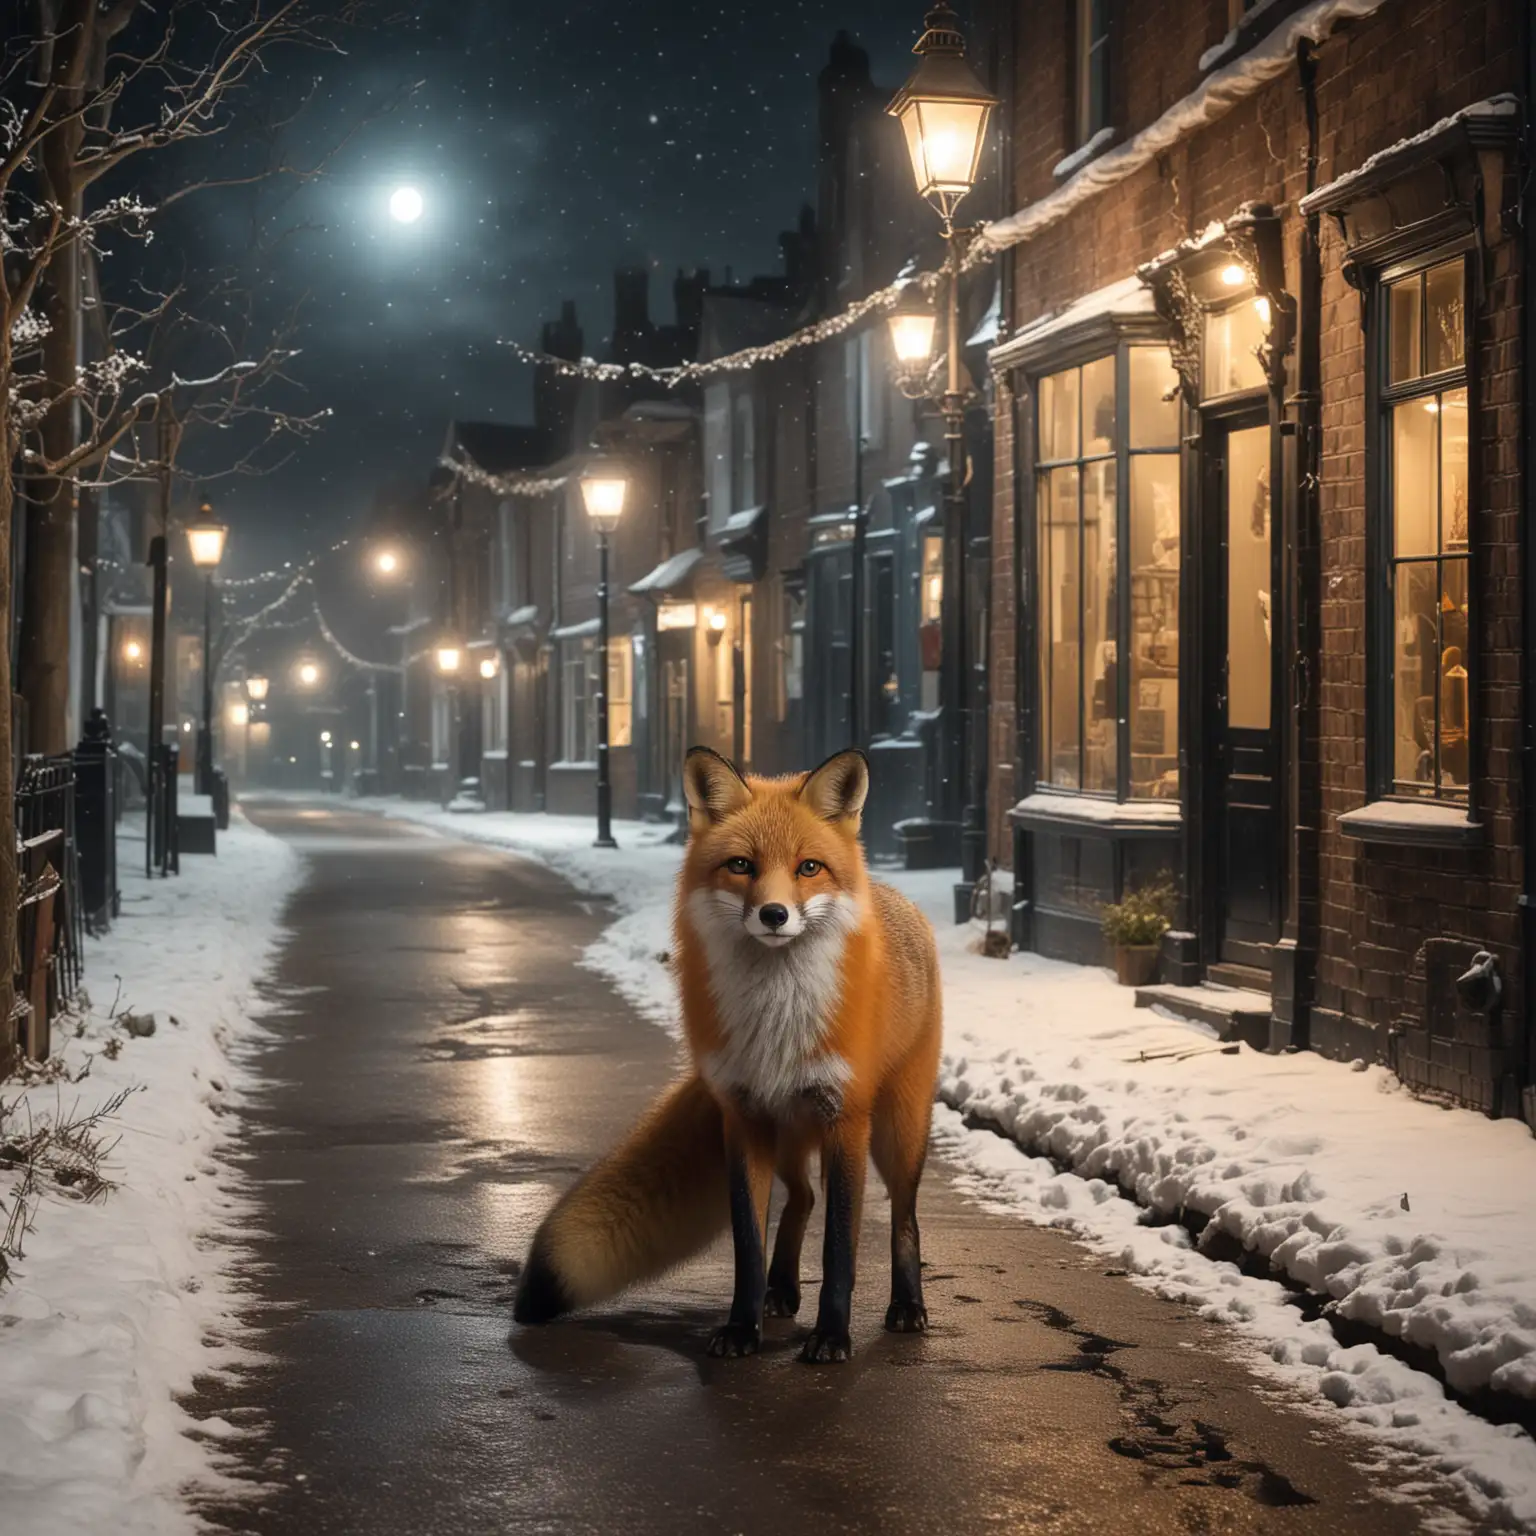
<box><xmin>15</xmin><ymin>754</ymin><xmax>85</xmax><ymax>1025</ymax></box>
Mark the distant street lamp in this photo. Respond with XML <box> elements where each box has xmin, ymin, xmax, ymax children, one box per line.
<box><xmin>580</xmin><ymin>456</ymin><xmax>628</xmax><ymax>850</ymax></box>
<box><xmin>297</xmin><ymin>660</ymin><xmax>321</xmax><ymax>688</ymax></box>
<box><xmin>888</xmin><ymin>2</ymin><xmax>996</xmax><ymax>922</ymax></box>
<box><xmin>436</xmin><ymin>641</ymin><xmax>462</xmax><ymax>805</ymax></box>
<box><xmin>186</xmin><ymin>507</ymin><xmax>228</xmax><ymax>796</ymax></box>
<box><xmin>245</xmin><ymin>675</ymin><xmax>269</xmax><ymax>702</ymax></box>
<box><xmin>375</xmin><ymin>547</ymin><xmax>402</xmax><ymax>577</ymax></box>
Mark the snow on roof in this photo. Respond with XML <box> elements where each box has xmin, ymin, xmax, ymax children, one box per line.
<box><xmin>977</xmin><ymin>0</ymin><xmax>1390</xmax><ymax>261</ymax></box>
<box><xmin>1299</xmin><ymin>94</ymin><xmax>1520</xmax><ymax>215</ymax></box>
<box><xmin>999</xmin><ymin>274</ymin><xmax>1155</xmax><ymax>359</ymax></box>
<box><xmin>1143</xmin><ymin>219</ymin><xmax>1230</xmax><ymax>274</ymax></box>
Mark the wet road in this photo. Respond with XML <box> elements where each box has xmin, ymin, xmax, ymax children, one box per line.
<box><xmin>197</xmin><ymin>799</ymin><xmax>1434</xmax><ymax>1535</ymax></box>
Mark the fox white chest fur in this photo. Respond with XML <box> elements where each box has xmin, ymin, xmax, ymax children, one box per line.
<box><xmin>686</xmin><ymin>888</ymin><xmax>858</xmax><ymax>1113</ymax></box>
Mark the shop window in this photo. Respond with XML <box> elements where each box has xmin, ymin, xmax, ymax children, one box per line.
<box><xmin>778</xmin><ymin>585</ymin><xmax>804</xmax><ymax>717</ymax></box>
<box><xmin>608</xmin><ymin>638</ymin><xmax>633</xmax><ymax>749</ymax></box>
<box><xmin>1202</xmin><ymin>296</ymin><xmax>1268</xmax><ymax>398</ymax></box>
<box><xmin>920</xmin><ymin>533</ymin><xmax>943</xmax><ymax>711</ymax></box>
<box><xmin>1378</xmin><ymin>257</ymin><xmax>1470</xmax><ymax>801</ymax></box>
<box><xmin>1036</xmin><ymin>345</ymin><xmax>1181</xmax><ymax>800</ymax></box>
<box><xmin>562</xmin><ymin>639</ymin><xmax>595</xmax><ymax>763</ymax></box>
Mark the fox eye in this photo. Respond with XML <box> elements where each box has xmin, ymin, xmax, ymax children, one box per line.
<box><xmin>797</xmin><ymin>859</ymin><xmax>823</xmax><ymax>878</ymax></box>
<box><xmin>723</xmin><ymin>856</ymin><xmax>755</xmax><ymax>877</ymax></box>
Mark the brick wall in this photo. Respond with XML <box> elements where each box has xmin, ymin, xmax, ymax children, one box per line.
<box><xmin>989</xmin><ymin>0</ymin><xmax>1524</xmax><ymax>1044</ymax></box>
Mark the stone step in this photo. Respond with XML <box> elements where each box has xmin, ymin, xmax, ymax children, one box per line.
<box><xmin>1133</xmin><ymin>982</ymin><xmax>1273</xmax><ymax>1051</ymax></box>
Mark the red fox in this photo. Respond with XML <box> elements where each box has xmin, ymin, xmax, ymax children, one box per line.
<box><xmin>514</xmin><ymin>746</ymin><xmax>942</xmax><ymax>1362</ymax></box>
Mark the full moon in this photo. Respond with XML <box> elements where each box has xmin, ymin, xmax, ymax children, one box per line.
<box><xmin>388</xmin><ymin>185</ymin><xmax>424</xmax><ymax>223</ymax></box>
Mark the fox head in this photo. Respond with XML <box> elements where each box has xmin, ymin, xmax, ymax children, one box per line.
<box><xmin>681</xmin><ymin>747</ymin><xmax>870</xmax><ymax>949</ymax></box>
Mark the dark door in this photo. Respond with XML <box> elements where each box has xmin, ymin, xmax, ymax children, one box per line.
<box><xmin>1209</xmin><ymin>417</ymin><xmax>1280</xmax><ymax>971</ymax></box>
<box><xmin>807</xmin><ymin>547</ymin><xmax>851</xmax><ymax>762</ymax></box>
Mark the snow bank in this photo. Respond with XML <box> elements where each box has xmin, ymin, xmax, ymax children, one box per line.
<box><xmin>0</xmin><ymin>812</ymin><xmax>300</xmax><ymax>1536</ymax></box>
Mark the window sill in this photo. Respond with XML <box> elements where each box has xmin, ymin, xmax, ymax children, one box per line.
<box><xmin>1336</xmin><ymin>800</ymin><xmax>1483</xmax><ymax>849</ymax></box>
<box><xmin>1010</xmin><ymin>791</ymin><xmax>1182</xmax><ymax>839</ymax></box>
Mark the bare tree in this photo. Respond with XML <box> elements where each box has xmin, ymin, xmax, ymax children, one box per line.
<box><xmin>2</xmin><ymin>0</ymin><xmax>363</xmax><ymax>1042</ymax></box>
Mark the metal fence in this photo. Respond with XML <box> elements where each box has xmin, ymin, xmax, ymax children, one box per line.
<box><xmin>16</xmin><ymin>754</ymin><xmax>85</xmax><ymax>1031</ymax></box>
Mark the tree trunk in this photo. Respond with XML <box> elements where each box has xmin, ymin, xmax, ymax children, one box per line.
<box><xmin>20</xmin><ymin>0</ymin><xmax>91</xmax><ymax>758</ymax></box>
<box><xmin>0</xmin><ymin>397</ymin><xmax>22</xmax><ymax>1065</ymax></box>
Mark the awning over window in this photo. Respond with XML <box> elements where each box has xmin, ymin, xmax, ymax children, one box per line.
<box><xmin>719</xmin><ymin>505</ymin><xmax>767</xmax><ymax>584</ymax></box>
<box><xmin>629</xmin><ymin>546</ymin><xmax>703</xmax><ymax>597</ymax></box>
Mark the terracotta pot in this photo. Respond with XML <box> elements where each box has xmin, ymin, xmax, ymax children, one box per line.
<box><xmin>1115</xmin><ymin>944</ymin><xmax>1160</xmax><ymax>987</ymax></box>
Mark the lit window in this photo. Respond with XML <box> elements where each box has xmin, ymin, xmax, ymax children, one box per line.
<box><xmin>608</xmin><ymin>638</ymin><xmax>633</xmax><ymax>749</ymax></box>
<box><xmin>1379</xmin><ymin>258</ymin><xmax>1469</xmax><ymax>801</ymax></box>
<box><xmin>1036</xmin><ymin>346</ymin><xmax>1181</xmax><ymax>801</ymax></box>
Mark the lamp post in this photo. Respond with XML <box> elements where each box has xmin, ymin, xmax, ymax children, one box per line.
<box><xmin>186</xmin><ymin>508</ymin><xmax>229</xmax><ymax>796</ymax></box>
<box><xmin>580</xmin><ymin>457</ymin><xmax>628</xmax><ymax>850</ymax></box>
<box><xmin>888</xmin><ymin>2</ymin><xmax>996</xmax><ymax>922</ymax></box>
<box><xmin>244</xmin><ymin>676</ymin><xmax>267</xmax><ymax>787</ymax></box>
<box><xmin>436</xmin><ymin>642</ymin><xmax>461</xmax><ymax>806</ymax></box>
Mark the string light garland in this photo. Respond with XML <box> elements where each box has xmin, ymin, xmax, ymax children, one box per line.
<box><xmin>439</xmin><ymin>454</ymin><xmax>569</xmax><ymax>498</ymax></box>
<box><xmin>497</xmin><ymin>271</ymin><xmax>940</xmax><ymax>390</ymax></box>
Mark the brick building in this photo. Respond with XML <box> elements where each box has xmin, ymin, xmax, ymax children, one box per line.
<box><xmin>982</xmin><ymin>0</ymin><xmax>1531</xmax><ymax>1117</ymax></box>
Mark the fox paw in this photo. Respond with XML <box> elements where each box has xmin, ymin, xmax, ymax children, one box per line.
<box><xmin>884</xmin><ymin>1299</ymin><xmax>929</xmax><ymax>1334</ymax></box>
<box><xmin>706</xmin><ymin>1321</ymin><xmax>761</xmax><ymax>1358</ymax></box>
<box><xmin>799</xmin><ymin>1325</ymin><xmax>852</xmax><ymax>1364</ymax></box>
<box><xmin>763</xmin><ymin>1280</ymin><xmax>801</xmax><ymax>1318</ymax></box>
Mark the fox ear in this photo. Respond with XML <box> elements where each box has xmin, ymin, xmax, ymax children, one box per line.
<box><xmin>798</xmin><ymin>748</ymin><xmax>869</xmax><ymax>827</ymax></box>
<box><xmin>684</xmin><ymin>746</ymin><xmax>751</xmax><ymax>829</ymax></box>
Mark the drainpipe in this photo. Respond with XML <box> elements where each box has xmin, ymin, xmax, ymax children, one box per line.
<box><xmin>1519</xmin><ymin>0</ymin><xmax>1536</xmax><ymax>1125</ymax></box>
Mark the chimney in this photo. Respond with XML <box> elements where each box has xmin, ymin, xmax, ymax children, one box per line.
<box><xmin>612</xmin><ymin>267</ymin><xmax>652</xmax><ymax>355</ymax></box>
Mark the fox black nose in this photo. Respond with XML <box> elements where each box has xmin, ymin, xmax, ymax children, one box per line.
<box><xmin>758</xmin><ymin>903</ymin><xmax>789</xmax><ymax>930</ymax></box>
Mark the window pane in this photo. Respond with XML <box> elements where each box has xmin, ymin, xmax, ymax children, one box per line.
<box><xmin>1392</xmin><ymin>561</ymin><xmax>1440</xmax><ymax>794</ymax></box>
<box><xmin>1203</xmin><ymin>302</ymin><xmax>1266</xmax><ymax>397</ymax></box>
<box><xmin>1389</xmin><ymin>276</ymin><xmax>1421</xmax><ymax>384</ymax></box>
<box><xmin>1425</xmin><ymin>261</ymin><xmax>1465</xmax><ymax>376</ymax></box>
<box><xmin>1440</xmin><ymin>559</ymin><xmax>1470</xmax><ymax>794</ymax></box>
<box><xmin>1392</xmin><ymin>399</ymin><xmax>1437</xmax><ymax>556</ymax></box>
<box><xmin>1082</xmin><ymin>354</ymin><xmax>1116</xmax><ymax>457</ymax></box>
<box><xmin>1038</xmin><ymin>366</ymin><xmax>1079</xmax><ymax>460</ymax></box>
<box><xmin>1226</xmin><ymin>424</ymin><xmax>1271</xmax><ymax>731</ymax></box>
<box><xmin>1130</xmin><ymin>454</ymin><xmax>1180</xmax><ymax>799</ymax></box>
<box><xmin>1129</xmin><ymin>347</ymin><xmax>1179</xmax><ymax>448</ymax></box>
<box><xmin>1440</xmin><ymin>387</ymin><xmax>1469</xmax><ymax>551</ymax></box>
<box><xmin>1082</xmin><ymin>460</ymin><xmax>1117</xmax><ymax>794</ymax></box>
<box><xmin>1039</xmin><ymin>466</ymin><xmax>1080</xmax><ymax>789</ymax></box>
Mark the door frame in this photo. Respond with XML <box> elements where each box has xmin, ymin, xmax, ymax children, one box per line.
<box><xmin>1193</xmin><ymin>396</ymin><xmax>1284</xmax><ymax>979</ymax></box>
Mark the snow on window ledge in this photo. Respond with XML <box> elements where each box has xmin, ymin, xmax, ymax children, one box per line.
<box><xmin>548</xmin><ymin>759</ymin><xmax>598</xmax><ymax>772</ymax></box>
<box><xmin>1052</xmin><ymin>126</ymin><xmax>1116</xmax><ymax>183</ymax></box>
<box><xmin>1337</xmin><ymin>799</ymin><xmax>1483</xmax><ymax>849</ymax></box>
<box><xmin>1010</xmin><ymin>791</ymin><xmax>1182</xmax><ymax>836</ymax></box>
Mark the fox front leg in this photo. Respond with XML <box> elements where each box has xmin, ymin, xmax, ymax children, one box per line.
<box><xmin>707</xmin><ymin>1124</ymin><xmax>773</xmax><ymax>1358</ymax></box>
<box><xmin>800</xmin><ymin>1117</ymin><xmax>869</xmax><ymax>1364</ymax></box>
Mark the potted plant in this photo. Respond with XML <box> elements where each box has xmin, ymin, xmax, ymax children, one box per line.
<box><xmin>1100</xmin><ymin>879</ymin><xmax>1174</xmax><ymax>987</ymax></box>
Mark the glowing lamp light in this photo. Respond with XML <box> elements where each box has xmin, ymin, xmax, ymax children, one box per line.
<box><xmin>230</xmin><ymin>702</ymin><xmax>249</xmax><ymax>726</ymax></box>
<box><xmin>1254</xmin><ymin>296</ymin><xmax>1272</xmax><ymax>326</ymax></box>
<box><xmin>1220</xmin><ymin>263</ymin><xmax>1247</xmax><ymax>288</ymax></box>
<box><xmin>245</xmin><ymin>675</ymin><xmax>269</xmax><ymax>701</ymax></box>
<box><xmin>297</xmin><ymin>661</ymin><xmax>321</xmax><ymax>688</ymax></box>
<box><xmin>350</xmin><ymin>740</ymin><xmax>361</xmax><ymax>751</ymax></box>
<box><xmin>580</xmin><ymin>457</ymin><xmax>629</xmax><ymax>531</ymax></box>
<box><xmin>887</xmin><ymin>4</ymin><xmax>997</xmax><ymax>220</ymax></box>
<box><xmin>376</xmin><ymin>548</ymin><xmax>401</xmax><ymax>576</ymax></box>
<box><xmin>436</xmin><ymin>645</ymin><xmax>462</xmax><ymax>674</ymax></box>
<box><xmin>186</xmin><ymin>508</ymin><xmax>228</xmax><ymax>569</ymax></box>
<box><xmin>123</xmin><ymin>639</ymin><xmax>143</xmax><ymax>663</ymax></box>
<box><xmin>887</xmin><ymin>284</ymin><xmax>937</xmax><ymax>365</ymax></box>
<box><xmin>389</xmin><ymin>185</ymin><xmax>424</xmax><ymax>223</ymax></box>
<box><xmin>479</xmin><ymin>656</ymin><xmax>499</xmax><ymax>680</ymax></box>
<box><xmin>320</xmin><ymin>730</ymin><xmax>332</xmax><ymax>745</ymax></box>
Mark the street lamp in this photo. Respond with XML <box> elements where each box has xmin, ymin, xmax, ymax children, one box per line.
<box><xmin>889</xmin><ymin>2</ymin><xmax>997</xmax><ymax>924</ymax></box>
<box><xmin>246</xmin><ymin>675</ymin><xmax>269</xmax><ymax>702</ymax></box>
<box><xmin>374</xmin><ymin>546</ymin><xmax>402</xmax><ymax>577</ymax></box>
<box><xmin>186</xmin><ymin>506</ymin><xmax>228</xmax><ymax>796</ymax></box>
<box><xmin>436</xmin><ymin>641</ymin><xmax>462</xmax><ymax>805</ymax></box>
<box><xmin>580</xmin><ymin>455</ymin><xmax>628</xmax><ymax>850</ymax></box>
<box><xmin>297</xmin><ymin>660</ymin><xmax>321</xmax><ymax>688</ymax></box>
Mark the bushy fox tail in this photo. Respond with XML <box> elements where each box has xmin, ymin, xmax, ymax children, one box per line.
<box><xmin>513</xmin><ymin>1073</ymin><xmax>727</xmax><ymax>1324</ymax></box>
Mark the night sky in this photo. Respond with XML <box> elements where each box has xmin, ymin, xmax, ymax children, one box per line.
<box><xmin>128</xmin><ymin>1</ymin><xmax>925</xmax><ymax>581</ymax></box>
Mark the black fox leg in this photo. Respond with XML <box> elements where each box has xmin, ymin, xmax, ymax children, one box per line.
<box><xmin>765</xmin><ymin>1149</ymin><xmax>814</xmax><ymax>1317</ymax></box>
<box><xmin>801</xmin><ymin>1117</ymin><xmax>868</xmax><ymax>1363</ymax></box>
<box><xmin>707</xmin><ymin>1123</ymin><xmax>772</xmax><ymax>1358</ymax></box>
<box><xmin>872</xmin><ymin>1081</ymin><xmax>931</xmax><ymax>1334</ymax></box>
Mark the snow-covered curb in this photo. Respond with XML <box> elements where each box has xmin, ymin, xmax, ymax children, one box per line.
<box><xmin>348</xmin><ymin>797</ymin><xmax>1536</xmax><ymax>1527</ymax></box>
<box><xmin>0</xmin><ymin>812</ymin><xmax>300</xmax><ymax>1536</ymax></box>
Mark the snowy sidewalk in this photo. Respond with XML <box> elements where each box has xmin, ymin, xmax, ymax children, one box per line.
<box><xmin>0</xmin><ymin>811</ymin><xmax>300</xmax><ymax>1536</ymax></box>
<box><xmin>353</xmin><ymin>794</ymin><xmax>1536</xmax><ymax>1529</ymax></box>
